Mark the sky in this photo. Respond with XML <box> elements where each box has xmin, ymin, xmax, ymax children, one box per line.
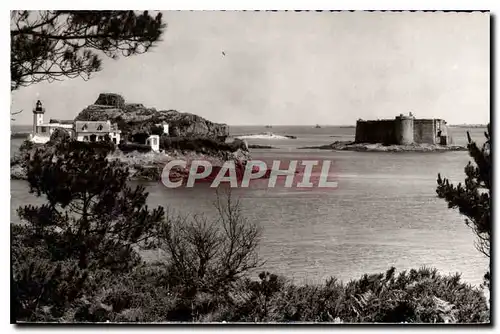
<box><xmin>11</xmin><ymin>11</ymin><xmax>490</xmax><ymax>126</ymax></box>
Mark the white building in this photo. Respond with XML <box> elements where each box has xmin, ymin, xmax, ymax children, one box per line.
<box><xmin>29</xmin><ymin>100</ymin><xmax>60</xmax><ymax>144</ymax></box>
<box><xmin>155</xmin><ymin>123</ymin><xmax>169</xmax><ymax>135</ymax></box>
<box><xmin>145</xmin><ymin>134</ymin><xmax>160</xmax><ymax>152</ymax></box>
<box><xmin>48</xmin><ymin>119</ymin><xmax>75</xmax><ymax>135</ymax></box>
<box><xmin>74</xmin><ymin>120</ymin><xmax>121</xmax><ymax>144</ymax></box>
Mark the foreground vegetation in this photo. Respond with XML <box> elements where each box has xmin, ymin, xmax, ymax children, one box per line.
<box><xmin>11</xmin><ymin>133</ymin><xmax>490</xmax><ymax>323</ymax></box>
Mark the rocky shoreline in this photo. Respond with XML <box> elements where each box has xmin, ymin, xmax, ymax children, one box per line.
<box><xmin>11</xmin><ymin>140</ymin><xmax>251</xmax><ymax>182</ymax></box>
<box><xmin>299</xmin><ymin>141</ymin><xmax>467</xmax><ymax>152</ymax></box>
<box><xmin>248</xmin><ymin>144</ymin><xmax>277</xmax><ymax>149</ymax></box>
<box><xmin>109</xmin><ymin>147</ymin><xmax>251</xmax><ymax>181</ymax></box>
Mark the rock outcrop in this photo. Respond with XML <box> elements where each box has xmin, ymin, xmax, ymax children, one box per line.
<box><xmin>299</xmin><ymin>141</ymin><xmax>467</xmax><ymax>152</ymax></box>
<box><xmin>94</xmin><ymin>93</ymin><xmax>125</xmax><ymax>108</ymax></box>
<box><xmin>75</xmin><ymin>93</ymin><xmax>229</xmax><ymax>141</ymax></box>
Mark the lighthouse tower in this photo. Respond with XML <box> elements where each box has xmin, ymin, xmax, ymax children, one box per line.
<box><xmin>32</xmin><ymin>100</ymin><xmax>45</xmax><ymax>134</ymax></box>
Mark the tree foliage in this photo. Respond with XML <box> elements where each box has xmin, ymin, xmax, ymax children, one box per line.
<box><xmin>437</xmin><ymin>126</ymin><xmax>491</xmax><ymax>258</ymax></box>
<box><xmin>437</xmin><ymin>126</ymin><xmax>491</xmax><ymax>289</ymax></box>
<box><xmin>11</xmin><ymin>10</ymin><xmax>165</xmax><ymax>90</ymax></box>
<box><xmin>17</xmin><ymin>140</ymin><xmax>165</xmax><ymax>271</ymax></box>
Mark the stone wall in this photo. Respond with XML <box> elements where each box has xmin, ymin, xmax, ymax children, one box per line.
<box><xmin>413</xmin><ymin>119</ymin><xmax>436</xmax><ymax>144</ymax></box>
<box><xmin>355</xmin><ymin>119</ymin><xmax>396</xmax><ymax>144</ymax></box>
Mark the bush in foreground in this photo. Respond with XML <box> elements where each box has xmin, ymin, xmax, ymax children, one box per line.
<box><xmin>206</xmin><ymin>267</ymin><xmax>488</xmax><ymax>323</ymax></box>
<box><xmin>19</xmin><ymin>263</ymin><xmax>486</xmax><ymax>323</ymax></box>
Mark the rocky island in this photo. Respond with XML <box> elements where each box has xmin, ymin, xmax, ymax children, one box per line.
<box><xmin>11</xmin><ymin>93</ymin><xmax>252</xmax><ymax>181</ymax></box>
<box><xmin>299</xmin><ymin>141</ymin><xmax>467</xmax><ymax>152</ymax></box>
<box><xmin>300</xmin><ymin>113</ymin><xmax>467</xmax><ymax>152</ymax></box>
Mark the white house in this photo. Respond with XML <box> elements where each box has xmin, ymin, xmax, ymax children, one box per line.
<box><xmin>74</xmin><ymin>120</ymin><xmax>121</xmax><ymax>144</ymax></box>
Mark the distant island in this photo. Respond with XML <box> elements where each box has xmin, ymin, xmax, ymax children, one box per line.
<box><xmin>234</xmin><ymin>132</ymin><xmax>297</xmax><ymax>140</ymax></box>
<box><xmin>449</xmin><ymin>124</ymin><xmax>488</xmax><ymax>128</ymax></box>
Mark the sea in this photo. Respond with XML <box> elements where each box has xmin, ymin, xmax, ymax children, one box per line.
<box><xmin>10</xmin><ymin>125</ymin><xmax>490</xmax><ymax>286</ymax></box>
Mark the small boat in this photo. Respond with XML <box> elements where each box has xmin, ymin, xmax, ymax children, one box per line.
<box><xmin>265</xmin><ymin>125</ymin><xmax>273</xmax><ymax>128</ymax></box>
<box><xmin>314</xmin><ymin>124</ymin><xmax>321</xmax><ymax>129</ymax></box>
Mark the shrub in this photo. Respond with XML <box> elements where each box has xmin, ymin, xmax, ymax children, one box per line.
<box><xmin>118</xmin><ymin>142</ymin><xmax>152</xmax><ymax>153</ymax></box>
<box><xmin>154</xmin><ymin>190</ymin><xmax>263</xmax><ymax>296</ymax></box>
<box><xmin>49</xmin><ymin>128</ymin><xmax>70</xmax><ymax>144</ymax></box>
<box><xmin>160</xmin><ymin>136</ymin><xmax>234</xmax><ymax>154</ymax></box>
<box><xmin>19</xmin><ymin>139</ymin><xmax>35</xmax><ymax>152</ymax></box>
<box><xmin>213</xmin><ymin>267</ymin><xmax>489</xmax><ymax>323</ymax></box>
<box><xmin>151</xmin><ymin>125</ymin><xmax>164</xmax><ymax>136</ymax></box>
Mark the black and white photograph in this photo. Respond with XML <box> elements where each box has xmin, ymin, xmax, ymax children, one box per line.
<box><xmin>9</xmin><ymin>7</ymin><xmax>491</xmax><ymax>325</ymax></box>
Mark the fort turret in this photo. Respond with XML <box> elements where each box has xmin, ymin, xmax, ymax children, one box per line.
<box><xmin>394</xmin><ymin>113</ymin><xmax>414</xmax><ymax>145</ymax></box>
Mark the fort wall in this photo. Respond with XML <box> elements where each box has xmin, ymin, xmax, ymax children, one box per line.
<box><xmin>413</xmin><ymin>119</ymin><xmax>436</xmax><ymax>144</ymax></box>
<box><xmin>355</xmin><ymin>119</ymin><xmax>396</xmax><ymax>144</ymax></box>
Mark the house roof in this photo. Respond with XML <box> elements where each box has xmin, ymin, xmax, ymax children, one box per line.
<box><xmin>75</xmin><ymin>121</ymin><xmax>111</xmax><ymax>133</ymax></box>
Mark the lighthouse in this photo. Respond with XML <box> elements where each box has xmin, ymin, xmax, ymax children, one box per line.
<box><xmin>32</xmin><ymin>100</ymin><xmax>45</xmax><ymax>134</ymax></box>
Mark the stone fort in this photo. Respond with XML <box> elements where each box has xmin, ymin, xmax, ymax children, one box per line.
<box><xmin>355</xmin><ymin>113</ymin><xmax>451</xmax><ymax>145</ymax></box>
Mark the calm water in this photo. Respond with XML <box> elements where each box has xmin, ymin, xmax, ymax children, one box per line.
<box><xmin>10</xmin><ymin>126</ymin><xmax>489</xmax><ymax>286</ymax></box>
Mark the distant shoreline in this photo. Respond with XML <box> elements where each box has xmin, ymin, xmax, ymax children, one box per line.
<box><xmin>449</xmin><ymin>125</ymin><xmax>488</xmax><ymax>128</ymax></box>
<box><xmin>11</xmin><ymin>132</ymin><xmax>30</xmax><ymax>139</ymax></box>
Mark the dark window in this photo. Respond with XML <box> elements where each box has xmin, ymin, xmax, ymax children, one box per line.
<box><xmin>90</xmin><ymin>134</ymin><xmax>97</xmax><ymax>142</ymax></box>
<box><xmin>82</xmin><ymin>124</ymin><xmax>88</xmax><ymax>131</ymax></box>
<box><xmin>112</xmin><ymin>138</ymin><xmax>117</xmax><ymax>144</ymax></box>
<box><xmin>41</xmin><ymin>127</ymin><xmax>47</xmax><ymax>133</ymax></box>
<box><xmin>97</xmin><ymin>125</ymin><xmax>103</xmax><ymax>131</ymax></box>
<box><xmin>83</xmin><ymin>136</ymin><xmax>89</xmax><ymax>141</ymax></box>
